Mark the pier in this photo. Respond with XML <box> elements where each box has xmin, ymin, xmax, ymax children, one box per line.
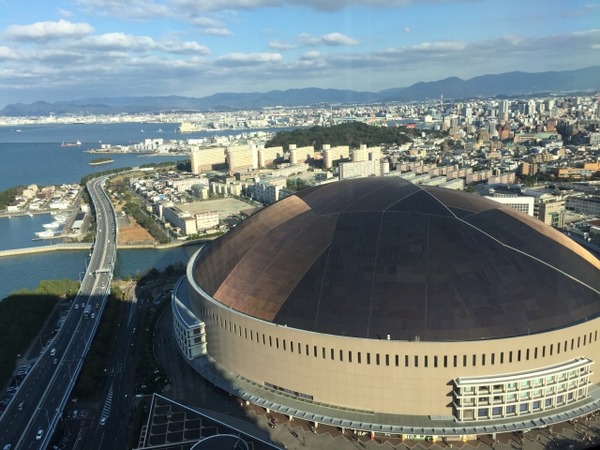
<box><xmin>0</xmin><ymin>243</ymin><xmax>92</xmax><ymax>258</ymax></box>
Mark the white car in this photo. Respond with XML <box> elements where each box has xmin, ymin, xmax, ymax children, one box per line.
<box><xmin>74</xmin><ymin>304</ymin><xmax>79</xmax><ymax>310</ymax></box>
<box><xmin>36</xmin><ymin>429</ymin><xmax>44</xmax><ymax>440</ymax></box>
<box><xmin>99</xmin><ymin>416</ymin><xmax>107</xmax><ymax>425</ymax></box>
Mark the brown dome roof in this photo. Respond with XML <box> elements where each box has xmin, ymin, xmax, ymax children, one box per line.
<box><xmin>193</xmin><ymin>177</ymin><xmax>600</xmax><ymax>341</ymax></box>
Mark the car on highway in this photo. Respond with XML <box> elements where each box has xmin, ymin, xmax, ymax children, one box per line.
<box><xmin>35</xmin><ymin>429</ymin><xmax>43</xmax><ymax>440</ymax></box>
<box><xmin>100</xmin><ymin>416</ymin><xmax>107</xmax><ymax>425</ymax></box>
<box><xmin>74</xmin><ymin>303</ymin><xmax>79</xmax><ymax>310</ymax></box>
<box><xmin>50</xmin><ymin>348</ymin><xmax>56</xmax><ymax>356</ymax></box>
<box><xmin>17</xmin><ymin>402</ymin><xmax>23</xmax><ymax>411</ymax></box>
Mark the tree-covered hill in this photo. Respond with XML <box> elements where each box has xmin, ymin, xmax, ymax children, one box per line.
<box><xmin>265</xmin><ymin>122</ymin><xmax>417</xmax><ymax>150</ymax></box>
<box><xmin>0</xmin><ymin>186</ymin><xmax>25</xmax><ymax>210</ymax></box>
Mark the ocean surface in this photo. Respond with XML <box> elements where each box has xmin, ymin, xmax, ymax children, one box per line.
<box><xmin>0</xmin><ymin>122</ymin><xmax>208</xmax><ymax>191</ymax></box>
<box><xmin>0</xmin><ymin>122</ymin><xmax>224</xmax><ymax>299</ymax></box>
<box><xmin>0</xmin><ymin>245</ymin><xmax>203</xmax><ymax>301</ymax></box>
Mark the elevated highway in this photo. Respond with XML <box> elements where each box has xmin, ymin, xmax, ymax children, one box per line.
<box><xmin>0</xmin><ymin>176</ymin><xmax>118</xmax><ymax>450</ymax></box>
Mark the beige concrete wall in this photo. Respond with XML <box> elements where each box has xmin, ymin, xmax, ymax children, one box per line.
<box><xmin>187</xmin><ymin>275</ymin><xmax>600</xmax><ymax>417</ymax></box>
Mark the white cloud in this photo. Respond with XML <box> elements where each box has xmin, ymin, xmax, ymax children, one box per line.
<box><xmin>4</xmin><ymin>19</ymin><xmax>94</xmax><ymax>41</ymax></box>
<box><xmin>202</xmin><ymin>28</ymin><xmax>233</xmax><ymax>36</ymax></box>
<box><xmin>300</xmin><ymin>32</ymin><xmax>358</xmax><ymax>47</ymax></box>
<box><xmin>0</xmin><ymin>47</ymin><xmax>19</xmax><ymax>60</ymax></box>
<box><xmin>169</xmin><ymin>0</ymin><xmax>466</xmax><ymax>13</ymax></box>
<box><xmin>301</xmin><ymin>50</ymin><xmax>321</xmax><ymax>59</ymax></box>
<box><xmin>159</xmin><ymin>39</ymin><xmax>211</xmax><ymax>54</ymax></box>
<box><xmin>75</xmin><ymin>0</ymin><xmax>172</xmax><ymax>19</ymax></box>
<box><xmin>216</xmin><ymin>52</ymin><xmax>283</xmax><ymax>66</ymax></box>
<box><xmin>268</xmin><ymin>41</ymin><xmax>296</xmax><ymax>51</ymax></box>
<box><xmin>82</xmin><ymin>33</ymin><xmax>155</xmax><ymax>51</ymax></box>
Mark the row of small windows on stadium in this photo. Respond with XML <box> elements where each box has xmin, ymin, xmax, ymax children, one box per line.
<box><xmin>203</xmin><ymin>308</ymin><xmax>599</xmax><ymax>368</ymax></box>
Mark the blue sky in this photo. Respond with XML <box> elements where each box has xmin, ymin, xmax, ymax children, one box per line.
<box><xmin>1</xmin><ymin>0</ymin><xmax>599</xmax><ymax>107</ymax></box>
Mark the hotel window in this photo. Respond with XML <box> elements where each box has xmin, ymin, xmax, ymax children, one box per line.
<box><xmin>509</xmin><ymin>351</ymin><xmax>513</xmax><ymax>363</ymax></box>
<box><xmin>277</xmin><ymin>338</ymin><xmax>280</xmax><ymax>349</ymax></box>
<box><xmin>453</xmin><ymin>355</ymin><xmax>457</xmax><ymax>367</ymax></box>
<box><xmin>571</xmin><ymin>339</ymin><xmax>574</xmax><ymax>350</ymax></box>
<box><xmin>578</xmin><ymin>337</ymin><xmax>581</xmax><ymax>348</ymax></box>
<box><xmin>519</xmin><ymin>404</ymin><xmax>528</xmax><ymax>412</ymax></box>
<box><xmin>595</xmin><ymin>330</ymin><xmax>598</xmax><ymax>341</ymax></box>
<box><xmin>526</xmin><ymin>349</ymin><xmax>530</xmax><ymax>360</ymax></box>
<box><xmin>549</xmin><ymin>344</ymin><xmax>553</xmax><ymax>356</ymax></box>
<box><xmin>491</xmin><ymin>353</ymin><xmax>495</xmax><ymax>365</ymax></box>
<box><xmin>358</xmin><ymin>352</ymin><xmax>362</xmax><ymax>364</ymax></box>
<box><xmin>313</xmin><ymin>346</ymin><xmax>317</xmax><ymax>357</ymax></box>
<box><xmin>482</xmin><ymin>354</ymin><xmax>486</xmax><ymax>366</ymax></box>
<box><xmin>517</xmin><ymin>350</ymin><xmax>521</xmax><ymax>362</ymax></box>
<box><xmin>405</xmin><ymin>355</ymin><xmax>409</xmax><ymax>367</ymax></box>
<box><xmin>395</xmin><ymin>355</ymin><xmax>399</xmax><ymax>367</ymax></box>
<box><xmin>340</xmin><ymin>349</ymin><xmax>343</xmax><ymax>361</ymax></box>
<box><xmin>434</xmin><ymin>355</ymin><xmax>438</xmax><ymax>368</ymax></box>
<box><xmin>349</xmin><ymin>351</ymin><xmax>353</xmax><ymax>363</ymax></box>
<box><xmin>331</xmin><ymin>348</ymin><xmax>334</xmax><ymax>360</ymax></box>
<box><xmin>557</xmin><ymin>342</ymin><xmax>561</xmax><ymax>354</ymax></box>
<box><xmin>414</xmin><ymin>355</ymin><xmax>419</xmax><ymax>367</ymax></box>
<box><xmin>298</xmin><ymin>342</ymin><xmax>301</xmax><ymax>353</ymax></box>
<box><xmin>424</xmin><ymin>355</ymin><xmax>428</xmax><ymax>367</ymax></box>
<box><xmin>443</xmin><ymin>355</ymin><xmax>447</xmax><ymax>368</ymax></box>
<box><xmin>463</xmin><ymin>355</ymin><xmax>467</xmax><ymax>367</ymax></box>
<box><xmin>534</xmin><ymin>348</ymin><xmax>538</xmax><ymax>359</ymax></box>
<box><xmin>583</xmin><ymin>335</ymin><xmax>587</xmax><ymax>346</ymax></box>
<box><xmin>367</xmin><ymin>353</ymin><xmax>371</xmax><ymax>365</ymax></box>
<box><xmin>269</xmin><ymin>336</ymin><xmax>272</xmax><ymax>347</ymax></box>
<box><xmin>542</xmin><ymin>346</ymin><xmax>546</xmax><ymax>357</ymax></box>
<box><xmin>322</xmin><ymin>347</ymin><xmax>326</xmax><ymax>359</ymax></box>
<box><xmin>472</xmin><ymin>354</ymin><xmax>476</xmax><ymax>366</ymax></box>
<box><xmin>386</xmin><ymin>354</ymin><xmax>390</xmax><ymax>366</ymax></box>
<box><xmin>282</xmin><ymin>339</ymin><xmax>286</xmax><ymax>351</ymax></box>
<box><xmin>306</xmin><ymin>344</ymin><xmax>309</xmax><ymax>356</ymax></box>
<box><xmin>263</xmin><ymin>334</ymin><xmax>266</xmax><ymax>345</ymax></box>
<box><xmin>376</xmin><ymin>353</ymin><xmax>380</xmax><ymax>365</ymax></box>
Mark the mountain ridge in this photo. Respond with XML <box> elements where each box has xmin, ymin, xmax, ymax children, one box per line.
<box><xmin>2</xmin><ymin>66</ymin><xmax>599</xmax><ymax>117</ymax></box>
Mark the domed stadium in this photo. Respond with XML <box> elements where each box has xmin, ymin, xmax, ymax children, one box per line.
<box><xmin>172</xmin><ymin>177</ymin><xmax>600</xmax><ymax>440</ymax></box>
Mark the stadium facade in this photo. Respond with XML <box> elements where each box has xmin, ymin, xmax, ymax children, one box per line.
<box><xmin>172</xmin><ymin>177</ymin><xmax>600</xmax><ymax>439</ymax></box>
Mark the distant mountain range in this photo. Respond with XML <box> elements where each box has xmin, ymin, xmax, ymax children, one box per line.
<box><xmin>2</xmin><ymin>66</ymin><xmax>600</xmax><ymax>117</ymax></box>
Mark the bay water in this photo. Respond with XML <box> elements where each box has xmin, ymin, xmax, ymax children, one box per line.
<box><xmin>0</xmin><ymin>122</ymin><xmax>217</xmax><ymax>299</ymax></box>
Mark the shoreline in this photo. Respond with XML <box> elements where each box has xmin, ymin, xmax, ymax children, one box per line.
<box><xmin>0</xmin><ymin>238</ymin><xmax>208</xmax><ymax>258</ymax></box>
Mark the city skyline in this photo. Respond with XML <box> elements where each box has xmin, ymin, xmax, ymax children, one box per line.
<box><xmin>1</xmin><ymin>0</ymin><xmax>599</xmax><ymax>108</ymax></box>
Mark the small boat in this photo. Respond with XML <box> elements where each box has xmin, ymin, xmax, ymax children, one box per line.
<box><xmin>53</xmin><ymin>213</ymin><xmax>68</xmax><ymax>223</ymax></box>
<box><xmin>61</xmin><ymin>140</ymin><xmax>82</xmax><ymax>147</ymax></box>
<box><xmin>35</xmin><ymin>230</ymin><xmax>56</xmax><ymax>238</ymax></box>
<box><xmin>42</xmin><ymin>221</ymin><xmax>61</xmax><ymax>229</ymax></box>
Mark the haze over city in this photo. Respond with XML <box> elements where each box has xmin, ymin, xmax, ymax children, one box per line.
<box><xmin>1</xmin><ymin>0</ymin><xmax>599</xmax><ymax>108</ymax></box>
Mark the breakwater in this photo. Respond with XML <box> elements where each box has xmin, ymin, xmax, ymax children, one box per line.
<box><xmin>0</xmin><ymin>243</ymin><xmax>92</xmax><ymax>258</ymax></box>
